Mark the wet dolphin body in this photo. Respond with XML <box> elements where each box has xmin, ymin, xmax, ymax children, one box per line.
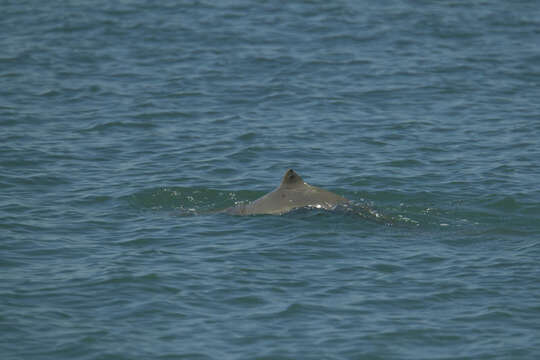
<box><xmin>225</xmin><ymin>169</ymin><xmax>348</xmax><ymax>215</ymax></box>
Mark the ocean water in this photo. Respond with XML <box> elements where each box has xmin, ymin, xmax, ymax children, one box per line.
<box><xmin>2</xmin><ymin>0</ymin><xmax>540</xmax><ymax>359</ymax></box>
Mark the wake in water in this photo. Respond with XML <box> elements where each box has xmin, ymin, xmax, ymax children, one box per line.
<box><xmin>126</xmin><ymin>186</ymin><xmax>425</xmax><ymax>227</ymax></box>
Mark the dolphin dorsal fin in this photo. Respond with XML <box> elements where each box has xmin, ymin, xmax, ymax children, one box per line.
<box><xmin>280</xmin><ymin>169</ymin><xmax>304</xmax><ymax>188</ymax></box>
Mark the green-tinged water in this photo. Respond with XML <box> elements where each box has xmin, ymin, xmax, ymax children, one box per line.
<box><xmin>2</xmin><ymin>1</ymin><xmax>540</xmax><ymax>359</ymax></box>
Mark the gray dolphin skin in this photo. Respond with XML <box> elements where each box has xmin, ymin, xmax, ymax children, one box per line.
<box><xmin>225</xmin><ymin>169</ymin><xmax>348</xmax><ymax>215</ymax></box>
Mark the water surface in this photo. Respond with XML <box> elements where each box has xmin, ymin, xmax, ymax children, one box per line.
<box><xmin>2</xmin><ymin>1</ymin><xmax>540</xmax><ymax>359</ymax></box>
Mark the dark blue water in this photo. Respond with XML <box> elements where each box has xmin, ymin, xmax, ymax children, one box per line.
<box><xmin>2</xmin><ymin>1</ymin><xmax>540</xmax><ymax>359</ymax></box>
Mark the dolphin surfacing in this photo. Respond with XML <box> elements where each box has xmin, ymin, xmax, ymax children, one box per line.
<box><xmin>225</xmin><ymin>169</ymin><xmax>348</xmax><ymax>215</ymax></box>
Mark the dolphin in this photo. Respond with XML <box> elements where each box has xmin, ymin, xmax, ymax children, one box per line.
<box><xmin>225</xmin><ymin>169</ymin><xmax>348</xmax><ymax>215</ymax></box>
